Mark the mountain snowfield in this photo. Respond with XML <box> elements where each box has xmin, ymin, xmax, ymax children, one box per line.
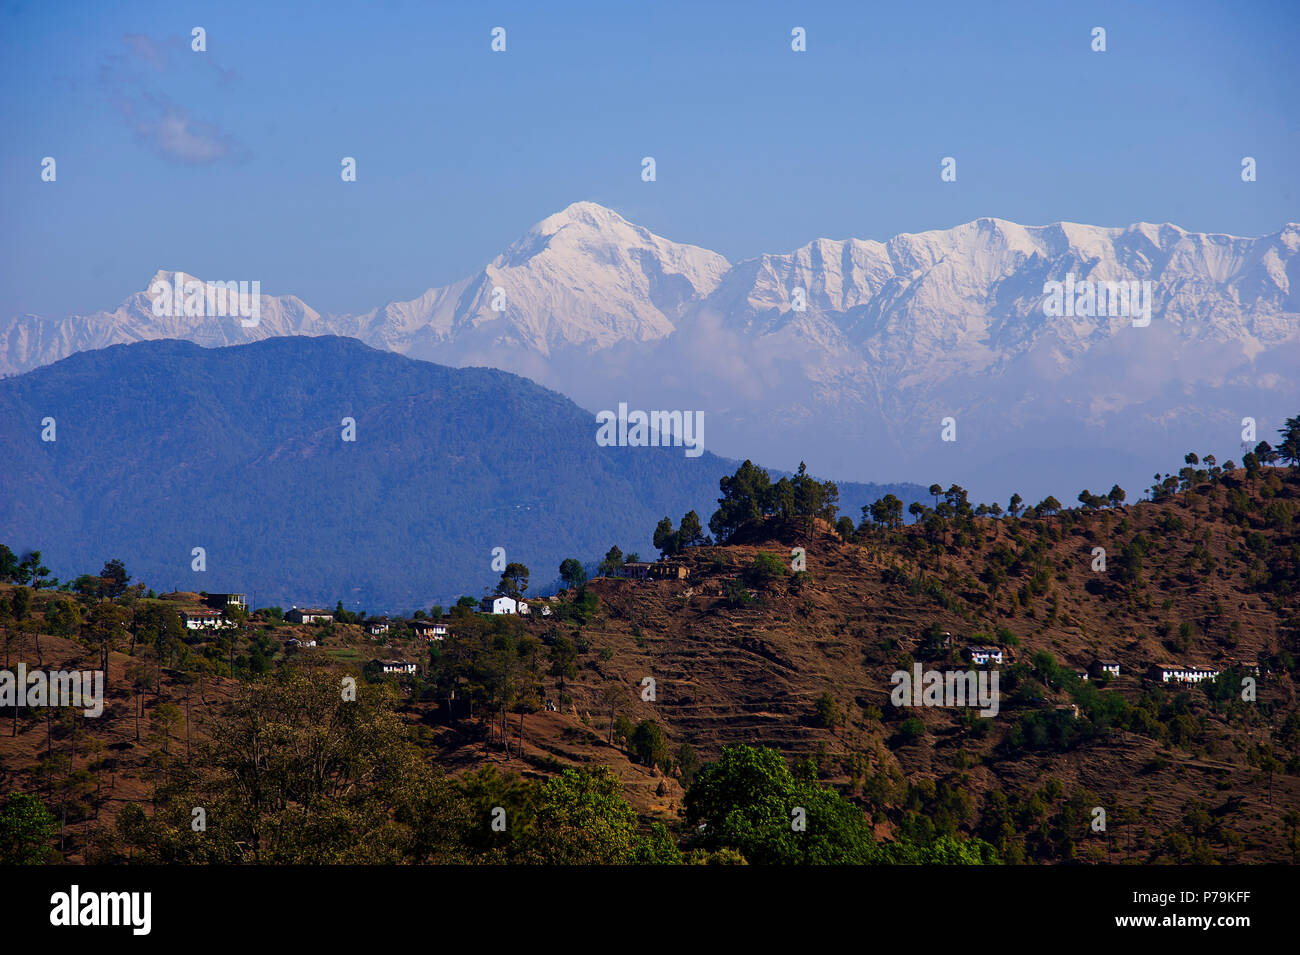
<box><xmin>4</xmin><ymin>201</ymin><xmax>1297</xmax><ymax>501</ymax></box>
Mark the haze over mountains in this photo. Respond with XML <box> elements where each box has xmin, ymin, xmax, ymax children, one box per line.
<box><xmin>0</xmin><ymin>336</ymin><xmax>921</xmax><ymax>612</ymax></box>
<box><xmin>5</xmin><ymin>202</ymin><xmax>1297</xmax><ymax>502</ymax></box>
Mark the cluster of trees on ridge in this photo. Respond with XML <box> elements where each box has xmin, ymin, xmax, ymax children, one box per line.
<box><xmin>629</xmin><ymin>415</ymin><xmax>1300</xmax><ymax>558</ymax></box>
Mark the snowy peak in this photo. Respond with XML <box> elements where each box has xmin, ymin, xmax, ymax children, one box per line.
<box><xmin>2</xmin><ymin>206</ymin><xmax>1297</xmax><ymax>379</ymax></box>
<box><xmin>528</xmin><ymin>199</ymin><xmax>635</xmax><ymax>237</ymax></box>
<box><xmin>361</xmin><ymin>201</ymin><xmax>732</xmax><ymax>356</ymax></box>
<box><xmin>493</xmin><ymin>200</ymin><xmax>730</xmax><ymax>296</ymax></box>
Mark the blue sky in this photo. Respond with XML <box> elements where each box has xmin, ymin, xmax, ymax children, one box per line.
<box><xmin>1</xmin><ymin>0</ymin><xmax>1296</xmax><ymax>317</ymax></box>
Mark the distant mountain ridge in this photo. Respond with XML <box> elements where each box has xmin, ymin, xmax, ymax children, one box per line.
<box><xmin>0</xmin><ymin>336</ymin><xmax>923</xmax><ymax>612</ymax></box>
<box><xmin>5</xmin><ymin>202</ymin><xmax>1297</xmax><ymax>501</ymax></box>
<box><xmin>8</xmin><ymin>204</ymin><xmax>1296</xmax><ymax>373</ymax></box>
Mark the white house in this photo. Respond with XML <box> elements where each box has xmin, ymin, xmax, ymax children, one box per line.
<box><xmin>1149</xmin><ymin>664</ymin><xmax>1220</xmax><ymax>684</ymax></box>
<box><xmin>377</xmin><ymin>659</ymin><xmax>417</xmax><ymax>675</ymax></box>
<box><xmin>366</xmin><ymin>619</ymin><xmax>390</xmax><ymax>635</ymax></box>
<box><xmin>286</xmin><ymin>608</ymin><xmax>334</xmax><ymax>624</ymax></box>
<box><xmin>286</xmin><ymin>637</ymin><xmax>318</xmax><ymax>649</ymax></box>
<box><xmin>1089</xmin><ymin>659</ymin><xmax>1121</xmax><ymax>679</ymax></box>
<box><xmin>181</xmin><ymin>609</ymin><xmax>227</xmax><ymax>630</ymax></box>
<box><xmin>966</xmin><ymin>645</ymin><xmax>1004</xmax><ymax>666</ymax></box>
<box><xmin>411</xmin><ymin>621</ymin><xmax>449</xmax><ymax>640</ymax></box>
<box><xmin>205</xmin><ymin>592</ymin><xmax>247</xmax><ymax>612</ymax></box>
<box><xmin>482</xmin><ymin>596</ymin><xmax>518</xmax><ymax>615</ymax></box>
<box><xmin>518</xmin><ymin>601</ymin><xmax>530</xmax><ymax>616</ymax></box>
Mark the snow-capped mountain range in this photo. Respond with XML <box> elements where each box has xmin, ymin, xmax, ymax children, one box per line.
<box><xmin>5</xmin><ymin>201</ymin><xmax>1297</xmax><ymax>501</ymax></box>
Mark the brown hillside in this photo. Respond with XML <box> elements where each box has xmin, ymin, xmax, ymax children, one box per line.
<box><xmin>2</xmin><ymin>466</ymin><xmax>1299</xmax><ymax>863</ymax></box>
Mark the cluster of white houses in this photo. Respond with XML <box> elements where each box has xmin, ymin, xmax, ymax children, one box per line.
<box><xmin>281</xmin><ymin>558</ymin><xmax>679</xmax><ymax>634</ymax></box>
<box><xmin>194</xmin><ymin>592</ymin><xmax>1257</xmax><ymax>692</ymax></box>
<box><xmin>1147</xmin><ymin>663</ymin><xmax>1223</xmax><ymax>684</ymax></box>
<box><xmin>965</xmin><ymin>645</ymin><xmax>1005</xmax><ymax>666</ymax></box>
<box><xmin>957</xmin><ymin>642</ymin><xmax>1252</xmax><ymax>687</ymax></box>
<box><xmin>364</xmin><ymin>619</ymin><xmax>450</xmax><ymax>640</ymax></box>
<box><xmin>280</xmin><ymin>595</ymin><xmax>552</xmax><ymax>632</ymax></box>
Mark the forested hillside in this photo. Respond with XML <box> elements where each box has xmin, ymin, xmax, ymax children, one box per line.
<box><xmin>2</xmin><ymin>431</ymin><xmax>1298</xmax><ymax>864</ymax></box>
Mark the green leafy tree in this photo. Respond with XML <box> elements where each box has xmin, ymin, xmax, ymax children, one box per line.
<box><xmin>612</xmin><ymin>714</ymin><xmax>635</xmax><ymax>747</ymax></box>
<box><xmin>873</xmin><ymin>834</ymin><xmax>999</xmax><ymax>864</ymax></box>
<box><xmin>675</xmin><ymin>742</ymin><xmax>702</xmax><ymax>789</ymax></box>
<box><xmin>709</xmin><ymin>460</ymin><xmax>773</xmax><ymax>542</ymax></box>
<box><xmin>0</xmin><ymin>544</ymin><xmax>19</xmax><ymax>582</ymax></box>
<box><xmin>630</xmin><ymin>719</ymin><xmax>671</xmax><ymax>772</ymax></box>
<box><xmin>100</xmin><ymin>558</ymin><xmax>130</xmax><ymax>599</ymax></box>
<box><xmin>746</xmin><ymin>551</ymin><xmax>788</xmax><ymax>588</ymax></box>
<box><xmin>1279</xmin><ymin>415</ymin><xmax>1300</xmax><ymax>468</ymax></box>
<box><xmin>559</xmin><ymin>558</ymin><xmax>587</xmax><ymax>591</ymax></box>
<box><xmin>653</xmin><ymin>517</ymin><xmax>679</xmax><ymax>557</ymax></box>
<box><xmin>814</xmin><ymin>691</ymin><xmax>842</xmax><ymax>731</ymax></box>
<box><xmin>548</xmin><ymin>635</ymin><xmax>578</xmax><ymax>692</ymax></box>
<box><xmin>496</xmin><ymin>562</ymin><xmax>530</xmax><ymax>599</ymax></box>
<box><xmin>16</xmin><ymin>551</ymin><xmax>50</xmax><ymax>588</ymax></box>
<box><xmin>196</xmin><ymin>669</ymin><xmax>446</xmax><ymax>863</ymax></box>
<box><xmin>0</xmin><ymin>792</ymin><xmax>56</xmax><ymax>864</ymax></box>
<box><xmin>10</xmin><ymin>586</ymin><xmax>31</xmax><ymax>622</ymax></box>
<box><xmin>150</xmin><ymin>703</ymin><xmax>183</xmax><ymax>753</ymax></box>
<box><xmin>598</xmin><ymin>546</ymin><xmax>625</xmax><ymax>577</ymax></box>
<box><xmin>519</xmin><ymin>767</ymin><xmax>646</xmax><ymax>864</ymax></box>
<box><xmin>768</xmin><ymin>477</ymin><xmax>795</xmax><ymax>520</ymax></box>
<box><xmin>895</xmin><ymin>716</ymin><xmax>926</xmax><ymax>745</ymax></box>
<box><xmin>632</xmin><ymin>822</ymin><xmax>683</xmax><ymax>864</ymax></box>
<box><xmin>44</xmin><ymin>598</ymin><xmax>81</xmax><ymax>638</ymax></box>
<box><xmin>678</xmin><ymin>510</ymin><xmax>705</xmax><ymax>548</ymax></box>
<box><xmin>683</xmin><ymin>744</ymin><xmax>875</xmax><ymax>864</ymax></box>
<box><xmin>869</xmin><ymin>494</ymin><xmax>905</xmax><ymax>529</ymax></box>
<box><xmin>944</xmin><ymin>485</ymin><xmax>971</xmax><ymax>516</ymax></box>
<box><xmin>722</xmin><ymin>578</ymin><xmax>753</xmax><ymax>609</ymax></box>
<box><xmin>791</xmin><ymin>461</ymin><xmax>839</xmax><ymax>525</ymax></box>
